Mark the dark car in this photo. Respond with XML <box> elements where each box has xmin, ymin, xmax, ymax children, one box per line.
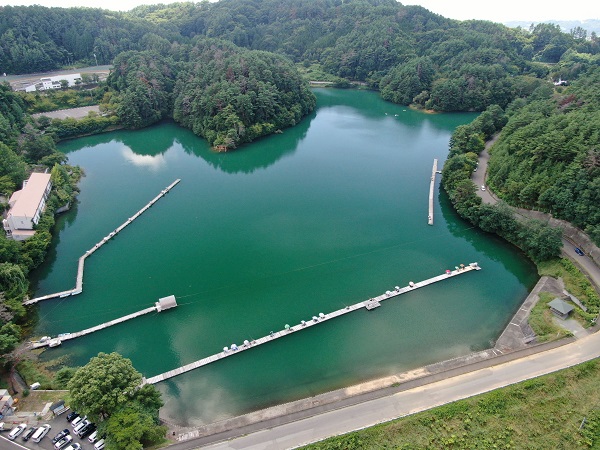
<box><xmin>78</xmin><ymin>423</ymin><xmax>96</xmax><ymax>439</ymax></box>
<box><xmin>52</xmin><ymin>429</ymin><xmax>70</xmax><ymax>444</ymax></box>
<box><xmin>66</xmin><ymin>411</ymin><xmax>79</xmax><ymax>422</ymax></box>
<box><xmin>575</xmin><ymin>247</ymin><xmax>585</xmax><ymax>256</ymax></box>
<box><xmin>22</xmin><ymin>426</ymin><xmax>37</xmax><ymax>441</ymax></box>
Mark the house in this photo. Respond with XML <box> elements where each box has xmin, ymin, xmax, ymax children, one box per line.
<box><xmin>2</xmin><ymin>173</ymin><xmax>52</xmax><ymax>241</ymax></box>
<box><xmin>0</xmin><ymin>389</ymin><xmax>15</xmax><ymax>417</ymax></box>
<box><xmin>548</xmin><ymin>298</ymin><xmax>574</xmax><ymax>320</ymax></box>
<box><xmin>23</xmin><ymin>73</ymin><xmax>82</xmax><ymax>92</ymax></box>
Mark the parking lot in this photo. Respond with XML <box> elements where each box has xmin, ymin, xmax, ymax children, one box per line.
<box><xmin>0</xmin><ymin>413</ymin><xmax>100</xmax><ymax>450</ymax></box>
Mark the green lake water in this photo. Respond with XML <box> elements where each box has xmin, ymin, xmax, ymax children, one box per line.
<box><xmin>32</xmin><ymin>89</ymin><xmax>538</xmax><ymax>425</ymax></box>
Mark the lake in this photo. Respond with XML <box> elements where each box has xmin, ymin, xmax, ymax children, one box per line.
<box><xmin>31</xmin><ymin>89</ymin><xmax>538</xmax><ymax>425</ymax></box>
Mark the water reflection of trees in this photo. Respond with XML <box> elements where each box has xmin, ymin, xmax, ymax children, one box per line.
<box><xmin>178</xmin><ymin>110</ymin><xmax>316</xmax><ymax>175</ymax></box>
<box><xmin>314</xmin><ymin>88</ymin><xmax>478</xmax><ymax>131</ymax></box>
<box><xmin>60</xmin><ymin>123</ymin><xmax>177</xmax><ymax>158</ymax></box>
<box><xmin>28</xmin><ymin>201</ymin><xmax>79</xmax><ymax>294</ymax></box>
<box><xmin>439</xmin><ymin>188</ymin><xmax>536</xmax><ymax>283</ymax></box>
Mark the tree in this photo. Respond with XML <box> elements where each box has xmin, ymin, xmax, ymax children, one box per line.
<box><xmin>104</xmin><ymin>407</ymin><xmax>166</xmax><ymax>450</ymax></box>
<box><xmin>53</xmin><ymin>367</ymin><xmax>77</xmax><ymax>389</ymax></box>
<box><xmin>66</xmin><ymin>352</ymin><xmax>165</xmax><ymax>449</ymax></box>
<box><xmin>0</xmin><ymin>323</ymin><xmax>21</xmax><ymax>355</ymax></box>
<box><xmin>67</xmin><ymin>352</ymin><xmax>143</xmax><ymax>420</ymax></box>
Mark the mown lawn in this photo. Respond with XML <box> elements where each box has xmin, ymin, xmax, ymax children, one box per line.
<box><xmin>302</xmin><ymin>359</ymin><xmax>600</xmax><ymax>449</ymax></box>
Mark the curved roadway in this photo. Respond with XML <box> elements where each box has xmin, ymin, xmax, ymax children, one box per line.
<box><xmin>474</xmin><ymin>141</ymin><xmax>600</xmax><ymax>290</ymax></box>
<box><xmin>167</xmin><ymin>333</ymin><xmax>600</xmax><ymax>450</ymax></box>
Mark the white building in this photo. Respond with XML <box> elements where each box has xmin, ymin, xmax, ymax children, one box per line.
<box><xmin>24</xmin><ymin>73</ymin><xmax>82</xmax><ymax>92</ymax></box>
<box><xmin>3</xmin><ymin>173</ymin><xmax>52</xmax><ymax>241</ymax></box>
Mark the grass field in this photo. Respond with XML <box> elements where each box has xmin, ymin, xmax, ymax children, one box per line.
<box><xmin>302</xmin><ymin>359</ymin><xmax>600</xmax><ymax>449</ymax></box>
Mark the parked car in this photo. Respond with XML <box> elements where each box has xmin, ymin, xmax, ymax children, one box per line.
<box><xmin>575</xmin><ymin>247</ymin><xmax>585</xmax><ymax>256</ymax></box>
<box><xmin>31</xmin><ymin>424</ymin><xmax>51</xmax><ymax>443</ymax></box>
<box><xmin>21</xmin><ymin>426</ymin><xmax>37</xmax><ymax>441</ymax></box>
<box><xmin>71</xmin><ymin>415</ymin><xmax>86</xmax><ymax>428</ymax></box>
<box><xmin>66</xmin><ymin>411</ymin><xmax>79</xmax><ymax>422</ymax></box>
<box><xmin>94</xmin><ymin>438</ymin><xmax>105</xmax><ymax>450</ymax></box>
<box><xmin>8</xmin><ymin>423</ymin><xmax>27</xmax><ymax>440</ymax></box>
<box><xmin>78</xmin><ymin>423</ymin><xmax>96</xmax><ymax>438</ymax></box>
<box><xmin>87</xmin><ymin>430</ymin><xmax>98</xmax><ymax>443</ymax></box>
<box><xmin>73</xmin><ymin>419</ymin><xmax>89</xmax><ymax>434</ymax></box>
<box><xmin>52</xmin><ymin>429</ymin><xmax>70</xmax><ymax>444</ymax></box>
<box><xmin>481</xmin><ymin>185</ymin><xmax>486</xmax><ymax>191</ymax></box>
<box><xmin>64</xmin><ymin>444</ymin><xmax>81</xmax><ymax>450</ymax></box>
<box><xmin>54</xmin><ymin>434</ymin><xmax>73</xmax><ymax>449</ymax></box>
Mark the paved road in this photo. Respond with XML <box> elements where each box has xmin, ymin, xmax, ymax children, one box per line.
<box><xmin>166</xmin><ymin>332</ymin><xmax>600</xmax><ymax>450</ymax></box>
<box><xmin>4</xmin><ymin>66</ymin><xmax>112</xmax><ymax>91</ymax></box>
<box><xmin>473</xmin><ymin>139</ymin><xmax>600</xmax><ymax>291</ymax></box>
<box><xmin>471</xmin><ymin>138</ymin><xmax>497</xmax><ymax>204</ymax></box>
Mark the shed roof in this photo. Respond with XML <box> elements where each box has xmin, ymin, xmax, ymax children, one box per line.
<box><xmin>156</xmin><ymin>295</ymin><xmax>177</xmax><ymax>312</ymax></box>
<box><xmin>8</xmin><ymin>173</ymin><xmax>51</xmax><ymax>219</ymax></box>
<box><xmin>548</xmin><ymin>298</ymin><xmax>574</xmax><ymax>315</ymax></box>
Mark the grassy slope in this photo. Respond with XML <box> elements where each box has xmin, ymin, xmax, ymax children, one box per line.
<box><xmin>302</xmin><ymin>360</ymin><xmax>600</xmax><ymax>449</ymax></box>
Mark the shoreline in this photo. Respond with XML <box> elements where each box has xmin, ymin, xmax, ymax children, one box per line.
<box><xmin>167</xmin><ymin>275</ymin><xmax>578</xmax><ymax>445</ymax></box>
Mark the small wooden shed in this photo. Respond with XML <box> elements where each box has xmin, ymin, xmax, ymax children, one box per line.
<box><xmin>548</xmin><ymin>298</ymin><xmax>574</xmax><ymax>320</ymax></box>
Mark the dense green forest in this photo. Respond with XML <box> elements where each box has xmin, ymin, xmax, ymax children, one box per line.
<box><xmin>487</xmin><ymin>67</ymin><xmax>600</xmax><ymax>244</ymax></box>
<box><xmin>0</xmin><ymin>5</ymin><xmax>179</xmax><ymax>73</ymax></box>
<box><xmin>2</xmin><ymin>0</ymin><xmax>599</xmax><ymax>113</ymax></box>
<box><xmin>441</xmin><ymin>101</ymin><xmax>564</xmax><ymax>261</ymax></box>
<box><xmin>107</xmin><ymin>39</ymin><xmax>315</xmax><ymax>148</ymax></box>
<box><xmin>0</xmin><ymin>82</ymin><xmax>80</xmax><ymax>369</ymax></box>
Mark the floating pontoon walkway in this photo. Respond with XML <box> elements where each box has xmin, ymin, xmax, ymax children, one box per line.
<box><xmin>143</xmin><ymin>263</ymin><xmax>481</xmax><ymax>385</ymax></box>
<box><xmin>24</xmin><ymin>179</ymin><xmax>181</xmax><ymax>306</ymax></box>
<box><xmin>428</xmin><ymin>159</ymin><xmax>438</xmax><ymax>225</ymax></box>
<box><xmin>29</xmin><ymin>295</ymin><xmax>177</xmax><ymax>349</ymax></box>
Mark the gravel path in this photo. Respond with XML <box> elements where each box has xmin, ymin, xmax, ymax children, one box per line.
<box><xmin>32</xmin><ymin>106</ymin><xmax>100</xmax><ymax>120</ymax></box>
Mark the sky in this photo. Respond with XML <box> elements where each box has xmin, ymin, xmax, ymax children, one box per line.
<box><xmin>0</xmin><ymin>0</ymin><xmax>598</xmax><ymax>23</ymax></box>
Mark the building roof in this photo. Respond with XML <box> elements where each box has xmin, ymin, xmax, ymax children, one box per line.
<box><xmin>548</xmin><ymin>298</ymin><xmax>574</xmax><ymax>315</ymax></box>
<box><xmin>156</xmin><ymin>295</ymin><xmax>177</xmax><ymax>312</ymax></box>
<box><xmin>8</xmin><ymin>173</ymin><xmax>51</xmax><ymax>219</ymax></box>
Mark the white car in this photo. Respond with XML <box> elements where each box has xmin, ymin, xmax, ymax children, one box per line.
<box><xmin>8</xmin><ymin>423</ymin><xmax>27</xmax><ymax>440</ymax></box>
<box><xmin>54</xmin><ymin>434</ymin><xmax>73</xmax><ymax>449</ymax></box>
<box><xmin>88</xmin><ymin>430</ymin><xmax>98</xmax><ymax>443</ymax></box>
<box><xmin>71</xmin><ymin>415</ymin><xmax>86</xmax><ymax>428</ymax></box>
<box><xmin>73</xmin><ymin>419</ymin><xmax>89</xmax><ymax>434</ymax></box>
<box><xmin>94</xmin><ymin>438</ymin><xmax>106</xmax><ymax>450</ymax></box>
<box><xmin>64</xmin><ymin>444</ymin><xmax>82</xmax><ymax>450</ymax></box>
<box><xmin>481</xmin><ymin>185</ymin><xmax>486</xmax><ymax>191</ymax></box>
<box><xmin>31</xmin><ymin>424</ymin><xmax>52</xmax><ymax>443</ymax></box>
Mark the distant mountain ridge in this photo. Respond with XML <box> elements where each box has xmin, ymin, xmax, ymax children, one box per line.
<box><xmin>505</xmin><ymin>19</ymin><xmax>600</xmax><ymax>35</ymax></box>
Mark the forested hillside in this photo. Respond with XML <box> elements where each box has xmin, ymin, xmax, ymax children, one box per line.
<box><xmin>107</xmin><ymin>39</ymin><xmax>316</xmax><ymax>149</ymax></box>
<box><xmin>0</xmin><ymin>5</ymin><xmax>178</xmax><ymax>73</ymax></box>
<box><xmin>0</xmin><ymin>83</ymin><xmax>81</xmax><ymax>363</ymax></box>
<box><xmin>488</xmin><ymin>67</ymin><xmax>600</xmax><ymax>244</ymax></box>
<box><xmin>3</xmin><ymin>0</ymin><xmax>599</xmax><ymax>113</ymax></box>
